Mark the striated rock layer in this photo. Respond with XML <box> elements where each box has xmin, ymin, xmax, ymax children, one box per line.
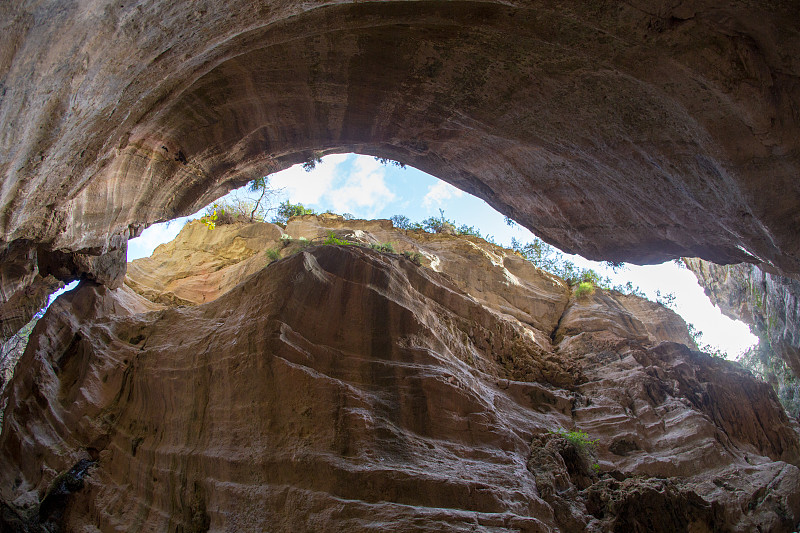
<box><xmin>1</xmin><ymin>221</ymin><xmax>799</xmax><ymax>531</ymax></box>
<box><xmin>2</xmin><ymin>0</ymin><xmax>800</xmax><ymax>336</ymax></box>
<box><xmin>686</xmin><ymin>258</ymin><xmax>800</xmax><ymax>382</ymax></box>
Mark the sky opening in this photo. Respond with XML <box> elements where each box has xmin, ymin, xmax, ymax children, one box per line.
<box><xmin>128</xmin><ymin>153</ymin><xmax>758</xmax><ymax>359</ymax></box>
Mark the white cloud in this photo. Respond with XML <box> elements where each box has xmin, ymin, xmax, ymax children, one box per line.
<box><xmin>325</xmin><ymin>156</ymin><xmax>395</xmax><ymax>217</ymax></box>
<box><xmin>422</xmin><ymin>181</ymin><xmax>463</xmax><ymax>208</ymax></box>
<box><xmin>127</xmin><ymin>219</ymin><xmax>188</xmax><ymax>261</ymax></box>
<box><xmin>267</xmin><ymin>154</ymin><xmax>350</xmax><ymax>206</ymax></box>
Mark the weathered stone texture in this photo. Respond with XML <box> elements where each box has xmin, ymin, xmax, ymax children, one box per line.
<box><xmin>1</xmin><ymin>221</ymin><xmax>798</xmax><ymax>531</ymax></box>
<box><xmin>686</xmin><ymin>258</ymin><xmax>800</xmax><ymax>379</ymax></box>
<box><xmin>2</xmin><ymin>0</ymin><xmax>800</xmax><ymax>336</ymax></box>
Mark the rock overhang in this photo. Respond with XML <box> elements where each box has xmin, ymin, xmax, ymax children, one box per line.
<box><xmin>1</xmin><ymin>0</ymin><xmax>800</xmax><ymax>335</ymax></box>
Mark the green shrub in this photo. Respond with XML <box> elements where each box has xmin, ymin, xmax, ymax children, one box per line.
<box><xmin>272</xmin><ymin>201</ymin><xmax>315</xmax><ymax>225</ymax></box>
<box><xmin>422</xmin><ymin>212</ymin><xmax>456</xmax><ymax>234</ymax></box>
<box><xmin>370</xmin><ymin>242</ymin><xmax>396</xmax><ymax>254</ymax></box>
<box><xmin>323</xmin><ymin>232</ymin><xmax>356</xmax><ymax>246</ymax></box>
<box><xmin>456</xmin><ymin>224</ymin><xmax>482</xmax><ymax>238</ymax></box>
<box><xmin>390</xmin><ymin>215</ymin><xmax>411</xmax><ymax>229</ymax></box>
<box><xmin>374</xmin><ymin>157</ymin><xmax>406</xmax><ymax>168</ymax></box>
<box><xmin>573</xmin><ymin>281</ymin><xmax>595</xmax><ymax>299</ymax></box>
<box><xmin>266</xmin><ymin>249</ymin><xmax>281</xmax><ymax>263</ymax></box>
<box><xmin>402</xmin><ymin>251</ymin><xmax>423</xmax><ymax>265</ymax></box>
<box><xmin>200</xmin><ymin>210</ymin><xmax>218</xmax><ymax>229</ymax></box>
<box><xmin>200</xmin><ymin>201</ymin><xmax>245</xmax><ymax>227</ymax></box>
<box><xmin>302</xmin><ymin>152</ymin><xmax>323</xmax><ymax>172</ymax></box>
<box><xmin>550</xmin><ymin>429</ymin><xmax>598</xmax><ymax>451</ymax></box>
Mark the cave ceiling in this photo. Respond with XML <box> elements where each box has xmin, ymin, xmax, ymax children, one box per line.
<box><xmin>1</xmin><ymin>0</ymin><xmax>799</xmax><ymax>336</ymax></box>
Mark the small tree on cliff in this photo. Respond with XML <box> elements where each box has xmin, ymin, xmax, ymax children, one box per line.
<box><xmin>272</xmin><ymin>201</ymin><xmax>316</xmax><ymax>226</ymax></box>
<box><xmin>200</xmin><ymin>176</ymin><xmax>281</xmax><ymax>228</ymax></box>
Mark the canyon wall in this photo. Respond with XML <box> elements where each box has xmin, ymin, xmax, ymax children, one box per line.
<box><xmin>686</xmin><ymin>260</ymin><xmax>800</xmax><ymax>377</ymax></box>
<box><xmin>1</xmin><ymin>218</ymin><xmax>798</xmax><ymax>531</ymax></box>
<box><xmin>2</xmin><ymin>0</ymin><xmax>800</xmax><ymax>337</ymax></box>
<box><xmin>686</xmin><ymin>259</ymin><xmax>800</xmax><ymax>419</ymax></box>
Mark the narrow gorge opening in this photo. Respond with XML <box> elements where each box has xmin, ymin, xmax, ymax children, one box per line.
<box><xmin>116</xmin><ymin>152</ymin><xmax>800</xmax><ymax>419</ymax></box>
<box><xmin>8</xmin><ymin>151</ymin><xmax>794</xmax><ymax>532</ymax></box>
<box><xmin>2</xmin><ymin>1</ymin><xmax>800</xmax><ymax>530</ymax></box>
<box><xmin>128</xmin><ymin>153</ymin><xmax>758</xmax><ymax>356</ymax></box>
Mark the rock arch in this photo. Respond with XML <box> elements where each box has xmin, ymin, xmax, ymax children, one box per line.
<box><xmin>2</xmin><ymin>0</ymin><xmax>800</xmax><ymax>334</ymax></box>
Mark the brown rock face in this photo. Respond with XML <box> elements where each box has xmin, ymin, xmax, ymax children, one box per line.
<box><xmin>125</xmin><ymin>220</ymin><xmax>284</xmax><ymax>306</ymax></box>
<box><xmin>685</xmin><ymin>258</ymin><xmax>800</xmax><ymax>393</ymax></box>
<box><xmin>1</xmin><ymin>223</ymin><xmax>799</xmax><ymax>531</ymax></box>
<box><xmin>2</xmin><ymin>0</ymin><xmax>800</xmax><ymax>335</ymax></box>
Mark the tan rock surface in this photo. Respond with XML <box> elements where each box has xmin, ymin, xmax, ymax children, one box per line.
<box><xmin>1</xmin><ymin>228</ymin><xmax>799</xmax><ymax>531</ymax></box>
<box><xmin>3</xmin><ymin>0</ymin><xmax>800</xmax><ymax>337</ymax></box>
<box><xmin>686</xmin><ymin>258</ymin><xmax>800</xmax><ymax>378</ymax></box>
<box><xmin>125</xmin><ymin>220</ymin><xmax>284</xmax><ymax>305</ymax></box>
<box><xmin>285</xmin><ymin>215</ymin><xmax>571</xmax><ymax>333</ymax></box>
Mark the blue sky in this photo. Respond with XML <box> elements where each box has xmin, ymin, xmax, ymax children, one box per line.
<box><xmin>128</xmin><ymin>153</ymin><xmax>758</xmax><ymax>357</ymax></box>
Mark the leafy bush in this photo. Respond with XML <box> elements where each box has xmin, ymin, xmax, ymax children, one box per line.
<box><xmin>199</xmin><ymin>177</ymin><xmax>280</xmax><ymax>229</ymax></box>
<box><xmin>323</xmin><ymin>232</ymin><xmax>357</xmax><ymax>246</ymax></box>
<box><xmin>374</xmin><ymin>157</ymin><xmax>406</xmax><ymax>168</ymax></box>
<box><xmin>507</xmin><ymin>236</ymin><xmax>650</xmax><ymax>297</ymax></box>
<box><xmin>302</xmin><ymin>152</ymin><xmax>323</xmax><ymax>172</ymax></box>
<box><xmin>422</xmin><ymin>215</ymin><xmax>456</xmax><ymax>234</ymax></box>
<box><xmin>272</xmin><ymin>201</ymin><xmax>315</xmax><ymax>225</ymax></box>
<box><xmin>370</xmin><ymin>242</ymin><xmax>396</xmax><ymax>253</ymax></box>
<box><xmin>266</xmin><ymin>249</ymin><xmax>281</xmax><ymax>263</ymax></box>
<box><xmin>402</xmin><ymin>251</ymin><xmax>423</xmax><ymax>265</ymax></box>
<box><xmin>655</xmin><ymin>289</ymin><xmax>677</xmax><ymax>309</ymax></box>
<box><xmin>550</xmin><ymin>429</ymin><xmax>598</xmax><ymax>451</ymax></box>
<box><xmin>686</xmin><ymin>323</ymin><xmax>728</xmax><ymax>358</ymax></box>
<box><xmin>200</xmin><ymin>202</ymin><xmax>246</xmax><ymax>227</ymax></box>
<box><xmin>573</xmin><ymin>281</ymin><xmax>595</xmax><ymax>299</ymax></box>
<box><xmin>200</xmin><ymin>209</ymin><xmax>218</xmax><ymax>230</ymax></box>
<box><xmin>390</xmin><ymin>215</ymin><xmax>411</xmax><ymax>229</ymax></box>
<box><xmin>456</xmin><ymin>224</ymin><xmax>482</xmax><ymax>238</ymax></box>
<box><xmin>603</xmin><ymin>260</ymin><xmax>626</xmax><ymax>272</ymax></box>
<box><xmin>612</xmin><ymin>280</ymin><xmax>646</xmax><ymax>298</ymax></box>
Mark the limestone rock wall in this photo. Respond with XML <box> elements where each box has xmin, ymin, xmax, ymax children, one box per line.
<box><xmin>2</xmin><ymin>0</ymin><xmax>800</xmax><ymax>339</ymax></box>
<box><xmin>1</xmin><ymin>221</ymin><xmax>799</xmax><ymax>531</ymax></box>
<box><xmin>686</xmin><ymin>258</ymin><xmax>800</xmax><ymax>382</ymax></box>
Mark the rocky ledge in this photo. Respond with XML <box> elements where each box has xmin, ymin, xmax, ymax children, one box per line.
<box><xmin>0</xmin><ymin>217</ymin><xmax>798</xmax><ymax>532</ymax></box>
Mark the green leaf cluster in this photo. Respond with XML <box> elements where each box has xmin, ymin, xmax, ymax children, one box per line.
<box><xmin>573</xmin><ymin>281</ymin><xmax>595</xmax><ymax>299</ymax></box>
<box><xmin>265</xmin><ymin>249</ymin><xmax>281</xmax><ymax>263</ymax></box>
<box><xmin>370</xmin><ymin>242</ymin><xmax>396</xmax><ymax>253</ymax></box>
<box><xmin>550</xmin><ymin>429</ymin><xmax>598</xmax><ymax>451</ymax></box>
<box><xmin>402</xmin><ymin>251</ymin><xmax>423</xmax><ymax>265</ymax></box>
<box><xmin>323</xmin><ymin>232</ymin><xmax>357</xmax><ymax>246</ymax></box>
<box><xmin>272</xmin><ymin>201</ymin><xmax>316</xmax><ymax>226</ymax></box>
<box><xmin>373</xmin><ymin>157</ymin><xmax>406</xmax><ymax>168</ymax></box>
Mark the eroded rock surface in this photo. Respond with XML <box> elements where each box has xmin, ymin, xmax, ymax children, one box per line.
<box><xmin>2</xmin><ymin>0</ymin><xmax>800</xmax><ymax>337</ymax></box>
<box><xmin>125</xmin><ymin>220</ymin><xmax>283</xmax><ymax>306</ymax></box>
<box><xmin>686</xmin><ymin>259</ymin><xmax>800</xmax><ymax>379</ymax></box>
<box><xmin>1</xmin><ymin>222</ymin><xmax>799</xmax><ymax>531</ymax></box>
